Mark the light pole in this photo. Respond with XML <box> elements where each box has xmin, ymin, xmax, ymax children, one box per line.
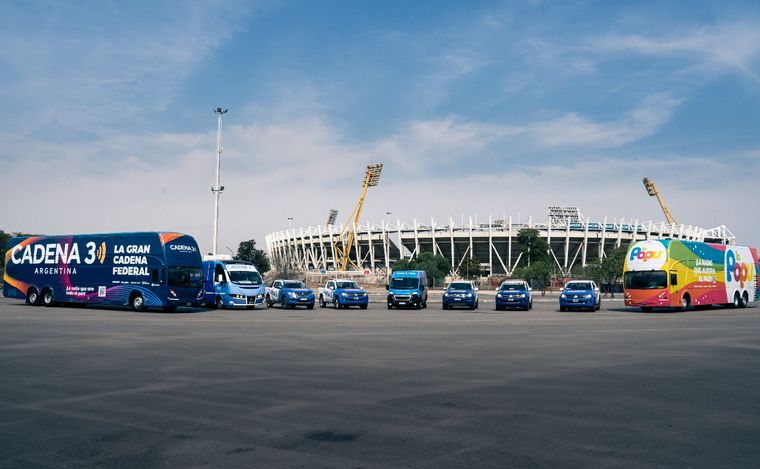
<box><xmin>211</xmin><ymin>107</ymin><xmax>228</xmax><ymax>255</ymax></box>
<box><xmin>386</xmin><ymin>211</ymin><xmax>392</xmax><ymax>226</ymax></box>
<box><xmin>288</xmin><ymin>217</ymin><xmax>294</xmax><ymax>230</ymax></box>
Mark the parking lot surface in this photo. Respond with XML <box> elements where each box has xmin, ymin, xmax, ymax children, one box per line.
<box><xmin>1</xmin><ymin>297</ymin><xmax>759</xmax><ymax>468</ymax></box>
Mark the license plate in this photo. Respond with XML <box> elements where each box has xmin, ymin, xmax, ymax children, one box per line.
<box><xmin>399</xmin><ymin>302</ymin><xmax>406</xmax><ymax>305</ymax></box>
<box><xmin>454</xmin><ymin>298</ymin><xmax>461</xmax><ymax>301</ymax></box>
<box><xmin>572</xmin><ymin>299</ymin><xmax>578</xmax><ymax>302</ymax></box>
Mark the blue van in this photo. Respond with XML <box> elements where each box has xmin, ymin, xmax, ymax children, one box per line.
<box><xmin>386</xmin><ymin>270</ymin><xmax>428</xmax><ymax>309</ymax></box>
<box><xmin>203</xmin><ymin>256</ymin><xmax>266</xmax><ymax>309</ymax></box>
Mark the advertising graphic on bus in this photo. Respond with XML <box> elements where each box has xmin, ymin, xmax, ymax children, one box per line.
<box><xmin>3</xmin><ymin>232</ymin><xmax>204</xmax><ymax>311</ymax></box>
<box><xmin>623</xmin><ymin>239</ymin><xmax>759</xmax><ymax>311</ymax></box>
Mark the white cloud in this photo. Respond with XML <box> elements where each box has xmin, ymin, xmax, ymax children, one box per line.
<box><xmin>584</xmin><ymin>22</ymin><xmax>760</xmax><ymax>82</ymax></box>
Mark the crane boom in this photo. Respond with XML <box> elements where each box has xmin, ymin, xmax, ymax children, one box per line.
<box><xmin>642</xmin><ymin>177</ymin><xmax>677</xmax><ymax>225</ymax></box>
<box><xmin>334</xmin><ymin>164</ymin><xmax>383</xmax><ymax>271</ymax></box>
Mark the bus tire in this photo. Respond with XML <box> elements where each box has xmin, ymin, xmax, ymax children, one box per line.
<box><xmin>26</xmin><ymin>288</ymin><xmax>41</xmax><ymax>306</ymax></box>
<box><xmin>730</xmin><ymin>292</ymin><xmax>740</xmax><ymax>309</ymax></box>
<box><xmin>215</xmin><ymin>296</ymin><xmax>224</xmax><ymax>310</ymax></box>
<box><xmin>678</xmin><ymin>294</ymin><xmax>691</xmax><ymax>311</ymax></box>
<box><xmin>640</xmin><ymin>306</ymin><xmax>653</xmax><ymax>312</ymax></box>
<box><xmin>130</xmin><ymin>292</ymin><xmax>146</xmax><ymax>312</ymax></box>
<box><xmin>41</xmin><ymin>288</ymin><xmax>55</xmax><ymax>307</ymax></box>
<box><xmin>740</xmin><ymin>292</ymin><xmax>749</xmax><ymax>309</ymax></box>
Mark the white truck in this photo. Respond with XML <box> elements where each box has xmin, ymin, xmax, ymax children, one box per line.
<box><xmin>318</xmin><ymin>279</ymin><xmax>369</xmax><ymax>309</ymax></box>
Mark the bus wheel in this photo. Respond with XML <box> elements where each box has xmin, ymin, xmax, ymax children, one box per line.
<box><xmin>130</xmin><ymin>292</ymin><xmax>146</xmax><ymax>312</ymax></box>
<box><xmin>640</xmin><ymin>306</ymin><xmax>653</xmax><ymax>312</ymax></box>
<box><xmin>730</xmin><ymin>292</ymin><xmax>740</xmax><ymax>309</ymax></box>
<box><xmin>215</xmin><ymin>297</ymin><xmax>224</xmax><ymax>310</ymax></box>
<box><xmin>41</xmin><ymin>289</ymin><xmax>55</xmax><ymax>307</ymax></box>
<box><xmin>26</xmin><ymin>288</ymin><xmax>41</xmax><ymax>306</ymax></box>
<box><xmin>740</xmin><ymin>292</ymin><xmax>749</xmax><ymax>309</ymax></box>
<box><xmin>678</xmin><ymin>294</ymin><xmax>691</xmax><ymax>311</ymax></box>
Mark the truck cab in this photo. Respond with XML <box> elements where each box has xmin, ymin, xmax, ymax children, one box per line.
<box><xmin>202</xmin><ymin>256</ymin><xmax>266</xmax><ymax>309</ymax></box>
<box><xmin>266</xmin><ymin>279</ymin><xmax>315</xmax><ymax>309</ymax></box>
<box><xmin>386</xmin><ymin>270</ymin><xmax>428</xmax><ymax>309</ymax></box>
<box><xmin>559</xmin><ymin>280</ymin><xmax>601</xmax><ymax>311</ymax></box>
<box><xmin>442</xmin><ymin>280</ymin><xmax>479</xmax><ymax>310</ymax></box>
<box><xmin>495</xmin><ymin>280</ymin><xmax>532</xmax><ymax>311</ymax></box>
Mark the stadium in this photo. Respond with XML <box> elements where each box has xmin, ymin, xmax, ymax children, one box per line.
<box><xmin>265</xmin><ymin>206</ymin><xmax>735</xmax><ymax>278</ymax></box>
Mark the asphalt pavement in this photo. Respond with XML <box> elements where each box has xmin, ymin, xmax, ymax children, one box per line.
<box><xmin>1</xmin><ymin>297</ymin><xmax>759</xmax><ymax>468</ymax></box>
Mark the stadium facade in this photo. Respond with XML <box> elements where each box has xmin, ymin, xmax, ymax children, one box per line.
<box><xmin>265</xmin><ymin>207</ymin><xmax>735</xmax><ymax>277</ymax></box>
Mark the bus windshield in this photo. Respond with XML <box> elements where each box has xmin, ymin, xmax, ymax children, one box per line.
<box><xmin>228</xmin><ymin>270</ymin><xmax>263</xmax><ymax>286</ymax></box>
<box><xmin>390</xmin><ymin>277</ymin><xmax>419</xmax><ymax>289</ymax></box>
<box><xmin>168</xmin><ymin>266</ymin><xmax>203</xmax><ymax>288</ymax></box>
<box><xmin>624</xmin><ymin>271</ymin><xmax>667</xmax><ymax>290</ymax></box>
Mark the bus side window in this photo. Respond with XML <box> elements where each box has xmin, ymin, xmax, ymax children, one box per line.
<box><xmin>670</xmin><ymin>272</ymin><xmax>678</xmax><ymax>286</ymax></box>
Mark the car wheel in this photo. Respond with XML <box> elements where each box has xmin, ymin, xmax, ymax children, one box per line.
<box><xmin>387</xmin><ymin>303</ymin><xmax>393</xmax><ymax>309</ymax></box>
<box><xmin>319</xmin><ymin>295</ymin><xmax>326</xmax><ymax>308</ymax></box>
<box><xmin>41</xmin><ymin>288</ymin><xmax>55</xmax><ymax>307</ymax></box>
<box><xmin>266</xmin><ymin>295</ymin><xmax>273</xmax><ymax>307</ymax></box>
<box><xmin>131</xmin><ymin>292</ymin><xmax>146</xmax><ymax>312</ymax></box>
<box><xmin>360</xmin><ymin>304</ymin><xmax>367</xmax><ymax>310</ymax></box>
<box><xmin>26</xmin><ymin>288</ymin><xmax>41</xmax><ymax>306</ymax></box>
<box><xmin>415</xmin><ymin>301</ymin><xmax>422</xmax><ymax>310</ymax></box>
<box><xmin>281</xmin><ymin>297</ymin><xmax>287</xmax><ymax>309</ymax></box>
<box><xmin>216</xmin><ymin>296</ymin><xmax>224</xmax><ymax>310</ymax></box>
<box><xmin>560</xmin><ymin>306</ymin><xmax>566</xmax><ymax>312</ymax></box>
<box><xmin>306</xmin><ymin>304</ymin><xmax>314</xmax><ymax>310</ymax></box>
<box><xmin>333</xmin><ymin>297</ymin><xmax>339</xmax><ymax>309</ymax></box>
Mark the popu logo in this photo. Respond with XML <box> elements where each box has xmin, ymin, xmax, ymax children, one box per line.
<box><xmin>629</xmin><ymin>246</ymin><xmax>664</xmax><ymax>262</ymax></box>
<box><xmin>726</xmin><ymin>250</ymin><xmax>754</xmax><ymax>289</ymax></box>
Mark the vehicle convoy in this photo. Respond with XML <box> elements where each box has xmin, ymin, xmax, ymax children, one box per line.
<box><xmin>318</xmin><ymin>279</ymin><xmax>369</xmax><ymax>309</ymax></box>
<box><xmin>442</xmin><ymin>280</ymin><xmax>479</xmax><ymax>310</ymax></box>
<box><xmin>266</xmin><ymin>279</ymin><xmax>315</xmax><ymax>309</ymax></box>
<box><xmin>3</xmin><ymin>232</ymin><xmax>204</xmax><ymax>311</ymax></box>
<box><xmin>560</xmin><ymin>280</ymin><xmax>601</xmax><ymax>311</ymax></box>
<box><xmin>495</xmin><ymin>280</ymin><xmax>532</xmax><ymax>310</ymax></box>
<box><xmin>624</xmin><ymin>239</ymin><xmax>759</xmax><ymax>311</ymax></box>
<box><xmin>386</xmin><ymin>270</ymin><xmax>428</xmax><ymax>309</ymax></box>
<box><xmin>203</xmin><ymin>256</ymin><xmax>266</xmax><ymax>309</ymax></box>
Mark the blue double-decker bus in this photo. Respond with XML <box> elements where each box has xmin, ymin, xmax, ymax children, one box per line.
<box><xmin>3</xmin><ymin>232</ymin><xmax>204</xmax><ymax>312</ymax></box>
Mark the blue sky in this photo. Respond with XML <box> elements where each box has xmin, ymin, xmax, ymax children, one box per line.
<box><xmin>2</xmin><ymin>0</ymin><xmax>759</xmax><ymax>251</ymax></box>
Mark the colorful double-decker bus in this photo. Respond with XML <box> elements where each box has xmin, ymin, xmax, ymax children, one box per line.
<box><xmin>623</xmin><ymin>239</ymin><xmax>759</xmax><ymax>311</ymax></box>
<box><xmin>3</xmin><ymin>232</ymin><xmax>204</xmax><ymax>312</ymax></box>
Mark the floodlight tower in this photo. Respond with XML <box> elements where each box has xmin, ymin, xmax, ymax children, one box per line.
<box><xmin>211</xmin><ymin>107</ymin><xmax>228</xmax><ymax>255</ymax></box>
<box><xmin>642</xmin><ymin>177</ymin><xmax>677</xmax><ymax>225</ymax></box>
<box><xmin>335</xmin><ymin>164</ymin><xmax>383</xmax><ymax>271</ymax></box>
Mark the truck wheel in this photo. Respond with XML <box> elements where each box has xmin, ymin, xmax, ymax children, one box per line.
<box><xmin>266</xmin><ymin>295</ymin><xmax>273</xmax><ymax>307</ymax></box>
<box><xmin>333</xmin><ymin>297</ymin><xmax>339</xmax><ymax>309</ymax></box>
<box><xmin>306</xmin><ymin>304</ymin><xmax>314</xmax><ymax>310</ymax></box>
<box><xmin>41</xmin><ymin>288</ymin><xmax>55</xmax><ymax>307</ymax></box>
<box><xmin>131</xmin><ymin>292</ymin><xmax>146</xmax><ymax>312</ymax></box>
<box><xmin>319</xmin><ymin>295</ymin><xmax>326</xmax><ymax>308</ymax></box>
<box><xmin>560</xmin><ymin>306</ymin><xmax>567</xmax><ymax>312</ymax></box>
<box><xmin>26</xmin><ymin>288</ymin><xmax>41</xmax><ymax>306</ymax></box>
<box><xmin>422</xmin><ymin>300</ymin><xmax>427</xmax><ymax>309</ymax></box>
<box><xmin>387</xmin><ymin>303</ymin><xmax>393</xmax><ymax>309</ymax></box>
<box><xmin>281</xmin><ymin>297</ymin><xmax>287</xmax><ymax>309</ymax></box>
<box><xmin>415</xmin><ymin>301</ymin><xmax>422</xmax><ymax>310</ymax></box>
<box><xmin>360</xmin><ymin>304</ymin><xmax>367</xmax><ymax>310</ymax></box>
<box><xmin>215</xmin><ymin>296</ymin><xmax>224</xmax><ymax>310</ymax></box>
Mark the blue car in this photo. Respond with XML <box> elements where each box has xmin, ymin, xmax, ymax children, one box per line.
<box><xmin>559</xmin><ymin>280</ymin><xmax>601</xmax><ymax>311</ymax></box>
<box><xmin>442</xmin><ymin>281</ymin><xmax>479</xmax><ymax>310</ymax></box>
<box><xmin>495</xmin><ymin>280</ymin><xmax>532</xmax><ymax>311</ymax></box>
<box><xmin>203</xmin><ymin>257</ymin><xmax>266</xmax><ymax>309</ymax></box>
<box><xmin>267</xmin><ymin>279</ymin><xmax>315</xmax><ymax>309</ymax></box>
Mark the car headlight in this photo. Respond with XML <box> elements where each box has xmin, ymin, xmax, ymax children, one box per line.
<box><xmin>561</xmin><ymin>293</ymin><xmax>567</xmax><ymax>298</ymax></box>
<box><xmin>496</xmin><ymin>293</ymin><xmax>502</xmax><ymax>298</ymax></box>
<box><xmin>257</xmin><ymin>293</ymin><xmax>264</xmax><ymax>299</ymax></box>
<box><xmin>341</xmin><ymin>292</ymin><xmax>349</xmax><ymax>297</ymax></box>
<box><xmin>443</xmin><ymin>292</ymin><xmax>449</xmax><ymax>297</ymax></box>
<box><xmin>411</xmin><ymin>292</ymin><xmax>418</xmax><ymax>296</ymax></box>
<box><xmin>584</xmin><ymin>294</ymin><xmax>592</xmax><ymax>299</ymax></box>
<box><xmin>231</xmin><ymin>294</ymin><xmax>245</xmax><ymax>300</ymax></box>
<box><xmin>466</xmin><ymin>292</ymin><xmax>473</xmax><ymax>297</ymax></box>
<box><xmin>518</xmin><ymin>293</ymin><xmax>526</xmax><ymax>298</ymax></box>
<box><xmin>288</xmin><ymin>292</ymin><xmax>298</xmax><ymax>298</ymax></box>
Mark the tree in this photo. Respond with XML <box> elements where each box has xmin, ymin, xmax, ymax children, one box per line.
<box><xmin>518</xmin><ymin>260</ymin><xmax>553</xmax><ymax>295</ymax></box>
<box><xmin>458</xmin><ymin>256</ymin><xmax>481</xmax><ymax>279</ymax></box>
<box><xmin>392</xmin><ymin>252</ymin><xmax>451</xmax><ymax>286</ymax></box>
<box><xmin>234</xmin><ymin>239</ymin><xmax>271</xmax><ymax>274</ymax></box>
<box><xmin>598</xmin><ymin>245</ymin><xmax>629</xmax><ymax>297</ymax></box>
<box><xmin>0</xmin><ymin>230</ymin><xmax>10</xmax><ymax>269</ymax></box>
<box><xmin>516</xmin><ymin>228</ymin><xmax>549</xmax><ymax>266</ymax></box>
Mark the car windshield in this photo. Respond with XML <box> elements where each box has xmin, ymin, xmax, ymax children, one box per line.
<box><xmin>500</xmin><ymin>283</ymin><xmax>525</xmax><ymax>291</ymax></box>
<box><xmin>390</xmin><ymin>277</ymin><xmax>419</xmax><ymax>289</ymax></box>
<box><xmin>624</xmin><ymin>271</ymin><xmax>667</xmax><ymax>290</ymax></box>
<box><xmin>565</xmin><ymin>282</ymin><xmax>592</xmax><ymax>290</ymax></box>
<box><xmin>228</xmin><ymin>270</ymin><xmax>263</xmax><ymax>285</ymax></box>
<box><xmin>449</xmin><ymin>282</ymin><xmax>473</xmax><ymax>291</ymax></box>
<box><xmin>336</xmin><ymin>281</ymin><xmax>359</xmax><ymax>289</ymax></box>
<box><xmin>168</xmin><ymin>266</ymin><xmax>203</xmax><ymax>288</ymax></box>
<box><xmin>283</xmin><ymin>281</ymin><xmax>304</xmax><ymax>288</ymax></box>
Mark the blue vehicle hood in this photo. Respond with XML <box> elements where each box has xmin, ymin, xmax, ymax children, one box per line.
<box><xmin>564</xmin><ymin>290</ymin><xmax>592</xmax><ymax>295</ymax></box>
<box><xmin>283</xmin><ymin>288</ymin><xmax>313</xmax><ymax>295</ymax></box>
<box><xmin>389</xmin><ymin>288</ymin><xmax>419</xmax><ymax>295</ymax></box>
<box><xmin>338</xmin><ymin>288</ymin><xmax>366</xmax><ymax>294</ymax></box>
<box><xmin>447</xmin><ymin>289</ymin><xmax>474</xmax><ymax>294</ymax></box>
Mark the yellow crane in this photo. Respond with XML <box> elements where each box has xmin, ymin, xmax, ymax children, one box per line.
<box><xmin>334</xmin><ymin>164</ymin><xmax>383</xmax><ymax>271</ymax></box>
<box><xmin>642</xmin><ymin>177</ymin><xmax>678</xmax><ymax>225</ymax></box>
